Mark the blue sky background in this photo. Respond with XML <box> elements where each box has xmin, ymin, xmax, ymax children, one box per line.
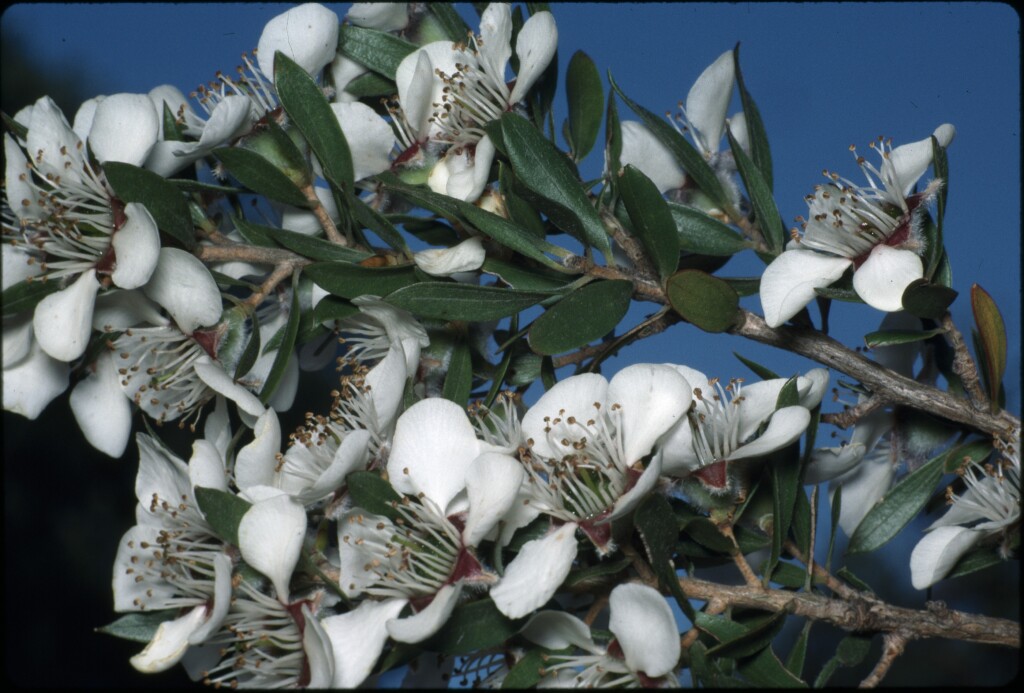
<box><xmin>2</xmin><ymin>2</ymin><xmax>1019</xmax><ymax>687</ymax></box>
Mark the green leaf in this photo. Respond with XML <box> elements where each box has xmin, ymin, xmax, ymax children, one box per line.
<box><xmin>930</xmin><ymin>135</ymin><xmax>949</xmax><ymax>275</ymax></box>
<box><xmin>901</xmin><ymin>278</ymin><xmax>958</xmax><ymax>319</ymax></box>
<box><xmin>705</xmin><ymin>612</ymin><xmax>787</xmax><ymax>659</ymax></box>
<box><xmin>336</xmin><ymin>25</ymin><xmax>416</xmax><ymax>79</ymax></box>
<box><xmin>213</xmin><ymin>146</ymin><xmax>309</xmax><ymax>208</ymax></box>
<box><xmin>233</xmin><ymin>215</ymin><xmax>278</xmax><ymax>248</ymax></box>
<box><xmin>482</xmin><ymin>259</ymin><xmax>574</xmax><ymax>292</ymax></box>
<box><xmin>500</xmin><ymin>112</ymin><xmax>611</xmax><ymax>258</ymax></box>
<box><xmin>971</xmin><ymin>284</ymin><xmax>1007</xmax><ymax>406</ymax></box>
<box><xmin>502</xmin><ymin>649</ymin><xmax>549</xmax><ymax>689</ymax></box>
<box><xmin>312</xmin><ymin>296</ymin><xmax>358</xmax><ymax>325</ymax></box>
<box><xmin>815</xmin><ymin>634</ymin><xmax>873</xmax><ymax>686</ymax></box>
<box><xmin>259</xmin><ymin>274</ymin><xmax>301</xmax><ymax>405</ymax></box>
<box><xmin>942</xmin><ymin>439</ymin><xmax>993</xmax><ymax>474</ymax></box>
<box><xmin>167</xmin><ymin>179</ymin><xmax>244</xmax><ymax>194</ymax></box>
<box><xmin>96</xmin><ymin>611</ymin><xmax>178</xmax><ymax>643</ymax></box>
<box><xmin>103</xmin><ymin>161</ymin><xmax>195</xmax><ymax>249</ymax></box>
<box><xmin>619</xmin><ymin>165</ymin><xmax>681</xmax><ymax>281</ymax></box>
<box><xmin>346</xmin><ymin>471</ymin><xmax>402</xmax><ymax>520</ymax></box>
<box><xmin>565</xmin><ymin>50</ymin><xmax>603</xmax><ymax>162</ymax></box>
<box><xmin>234</xmin><ymin>309</ymin><xmax>261</xmax><ymax>379</ymax></box>
<box><xmin>732</xmin><ymin>43</ymin><xmax>772</xmax><ymax>191</ymax></box>
<box><xmin>947</xmin><ymin>543</ymin><xmax>1007</xmax><ymax>580</ymax></box>
<box><xmin>847</xmin><ymin>447</ymin><xmax>947</xmax><ymax>554</ymax></box>
<box><xmin>635</xmin><ymin>495</ymin><xmax>697</xmax><ymax>621</ymax></box>
<box><xmin>563</xmin><ymin>557</ymin><xmax>632</xmax><ymax>590</ymax></box>
<box><xmin>442</xmin><ymin>339</ymin><xmax>473</xmax><ymax>405</ymax></box>
<box><xmin>723</xmin><ymin>277</ymin><xmax>761</xmax><ymax>297</ymax></box>
<box><xmin>498</xmin><ymin>161</ymin><xmax>547</xmax><ymax>239</ymax></box>
<box><xmin>427</xmin><ymin>3</ymin><xmax>472</xmax><ymax>41</ymax></box>
<box><xmin>608</xmin><ymin>71</ymin><xmax>732</xmax><ymax>216</ymax></box>
<box><xmin>666</xmin><ymin>269</ymin><xmax>740</xmax><ymax>333</ymax></box>
<box><xmin>733</xmin><ymin>352</ymin><xmax>780</xmax><ymax>380</ymax></box>
<box><xmin>304</xmin><ymin>262</ymin><xmax>418</xmax><ymax>299</ymax></box>
<box><xmin>344</xmin><ymin>71</ymin><xmax>396</xmax><ymax>98</ymax></box>
<box><xmin>814</xmin><ymin>283</ymin><xmax>863</xmax><ymax>304</ymax></box>
<box><xmin>429</xmin><ymin>599</ymin><xmax>521</xmax><ymax>655</ymax></box>
<box><xmin>727</xmin><ymin>127</ymin><xmax>784</xmax><ymax>255</ymax></box>
<box><xmin>863</xmin><ymin>327</ymin><xmax>947</xmax><ymax>349</ymax></box>
<box><xmin>667</xmin><ymin>202</ymin><xmax>749</xmax><ymax>256</ymax></box>
<box><xmin>348</xmin><ymin>192</ymin><xmax>409</xmax><ymax>255</ymax></box>
<box><xmin>275</xmin><ymin>52</ymin><xmax>354</xmax><ymax>190</ymax></box>
<box><xmin>790</xmin><ymin>482</ymin><xmax>813</xmax><ymax>560</ymax></box>
<box><xmin>604</xmin><ymin>83</ymin><xmax>623</xmax><ymax>176</ymax></box>
<box><xmin>738</xmin><ymin>646</ymin><xmax>808</xmax><ymax>688</ymax></box>
<box><xmin>1</xmin><ymin>278</ymin><xmax>60</xmax><ymax>318</ymax></box>
<box><xmin>785</xmin><ymin>622</ymin><xmax>812</xmax><ymax>679</ymax></box>
<box><xmin>194</xmin><ymin>486</ymin><xmax>252</xmax><ymax>546</ymax></box>
<box><xmin>386</xmin><ymin>283</ymin><xmax>551</xmax><ymax>321</ymax></box>
<box><xmin>265</xmin><ymin>225</ymin><xmax>371</xmax><ymax>263</ymax></box>
<box><xmin>528</xmin><ymin>280</ymin><xmax>633</xmax><ymax>355</ymax></box>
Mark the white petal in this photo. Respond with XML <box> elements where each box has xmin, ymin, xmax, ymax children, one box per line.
<box><xmin>727</xmin><ymin>406</ymin><xmax>810</xmax><ymax>461</ymax></box>
<box><xmin>4</xmin><ymin>135</ymin><xmax>43</xmax><ymax>224</ymax></box>
<box><xmin>396</xmin><ymin>43</ymin><xmax>463</xmax><ymax>140</ymax></box>
<box><xmin>797</xmin><ymin>368</ymin><xmax>830</xmax><ymax>409</ymax></box>
<box><xmin>910</xmin><ymin>526</ymin><xmax>981</xmax><ymax>590</ymax></box>
<box><xmin>387</xmin><ymin>582</ymin><xmax>464</xmax><ymax>643</ymax></box>
<box><xmin>112</xmin><ymin>525</ymin><xmax>174</xmax><ymax>610</ymax></box>
<box><xmin>608</xmin><ymin>454</ymin><xmax>663</xmax><ymax>521</ymax></box>
<box><xmin>871</xmin><ymin>312</ymin><xmax>922</xmax><ymax>375</ymax></box>
<box><xmin>90</xmin><ymin>93</ymin><xmax>159</xmax><ymax>166</ymax></box>
<box><xmin>302</xmin><ymin>604</ymin><xmax>336</xmax><ymax>688</ymax></box>
<box><xmin>205</xmin><ymin>396</ymin><xmax>232</xmax><ymax>458</ymax></box>
<box><xmin>280</xmin><ymin>185</ymin><xmax>340</xmax><ymax>235</ymax></box>
<box><xmin>727</xmin><ymin>111</ymin><xmax>749</xmax><ymax>154</ymax></box>
<box><xmin>238</xmin><ymin>494</ymin><xmax>306</xmax><ymax>602</ymax></box>
<box><xmin>620</xmin><ymin>121</ymin><xmax>686</xmax><ymax>193</ymax></box>
<box><xmin>301</xmin><ymin>429</ymin><xmax>372</xmax><ymax>502</ymax></box>
<box><xmin>92</xmin><ymin>289</ymin><xmax>167</xmax><ymax>330</ymax></box>
<box><xmin>330</xmin><ymin>54</ymin><xmax>368</xmax><ymax>102</ymax></box>
<box><xmin>189</xmin><ymin>440</ymin><xmax>229</xmax><ymax>493</ymax></box>
<box><xmin>130</xmin><ymin>606</ymin><xmax>208</xmax><ymax>673</ymax></box>
<box><xmin>193</xmin><ymin>357</ymin><xmax>266</xmax><ymax>417</ymax></box>
<box><xmin>331</xmin><ymin>102</ymin><xmax>396</xmax><ymax>181</ymax></box>
<box><xmin>257</xmin><ymin>3</ymin><xmax>339</xmax><ymax>78</ymax></box>
<box><xmin>33</xmin><ymin>269</ymin><xmax>99</xmax><ymax>361</ymax></box>
<box><xmin>414</xmin><ymin>236</ymin><xmax>486</xmax><ymax>277</ymax></box>
<box><xmin>491</xmin><ymin>522</ymin><xmax>578</xmax><ymax>619</ymax></box>
<box><xmin>2</xmin><ymin>327</ymin><xmax>70</xmax><ymax>419</ymax></box>
<box><xmin>187</xmin><ymin>552</ymin><xmax>234</xmax><ymax>643</ymax></box>
<box><xmin>832</xmin><ymin>453</ymin><xmax>897</xmax><ymax>536</ymax></box>
<box><xmin>760</xmin><ymin>249</ymin><xmax>852</xmax><ymax>327</ymax></box>
<box><xmin>352</xmin><ymin>295</ymin><xmax>429</xmax><ymax>373</ymax></box>
<box><xmin>2</xmin><ymin>315</ymin><xmax>32</xmax><ymax>366</ymax></box>
<box><xmin>609</xmin><ymin>363</ymin><xmax>692</xmax><ymax>464</ymax></box>
<box><xmin>322</xmin><ymin>598</ymin><xmax>408</xmax><ymax>689</ymax></box>
<box><xmin>365</xmin><ymin>342</ymin><xmax>409</xmax><ymax>431</ymax></box>
<box><xmin>853</xmin><ymin>245</ymin><xmax>924</xmax><ymax>313</ymax></box>
<box><xmin>685</xmin><ymin>50</ymin><xmax>735</xmax><ymax>156</ymax></box>
<box><xmin>521</xmin><ymin>611</ymin><xmax>601</xmax><ymax>653</ymax></box>
<box><xmin>111</xmin><ymin>202</ymin><xmax>161</xmax><ymax>289</ymax></box>
<box><xmin>508</xmin><ymin>11</ymin><xmax>558</xmax><ymax>104</ymax></box>
<box><xmin>143</xmin><ymin>139</ymin><xmax>202</xmax><ymax>178</ymax></box>
<box><xmin>135</xmin><ymin>433</ymin><xmax>191</xmax><ymax>513</ymax></box>
<box><xmin>336</xmin><ymin>510</ymin><xmax>394</xmax><ymax>597</ymax></box>
<box><xmin>27</xmin><ymin>96</ymin><xmax>84</xmax><ymax>180</ymax></box>
<box><xmin>478</xmin><ymin>3</ymin><xmax>514</xmax><ymax>92</ymax></box>
<box><xmin>70</xmin><ymin>351</ymin><xmax>132</xmax><ymax>457</ymax></box>
<box><xmin>888</xmin><ymin>125</ymin><xmax>954</xmax><ymax>197</ymax></box>
<box><xmin>609</xmin><ymin>583</ymin><xmax>680</xmax><ymax>677</ymax></box>
<box><xmin>522</xmin><ymin>373</ymin><xmax>608</xmax><ymax>460</ymax></box>
<box><xmin>144</xmin><ymin>248</ymin><xmax>222</xmax><ymax>334</ymax></box>
<box><xmin>388</xmin><ymin>398</ymin><xmax>481</xmax><ymax>510</ymax></box>
<box><xmin>804</xmin><ymin>443</ymin><xmax>867</xmax><ymax>485</ymax></box>
<box><xmin>197</xmin><ymin>95</ymin><xmax>254</xmax><ymax>149</ymax></box>
<box><xmin>72</xmin><ymin>96</ymin><xmax>104</xmax><ymax>142</ymax></box>
<box><xmin>346</xmin><ymin>2</ymin><xmax>408</xmax><ymax>31</ymax></box>
<box><xmin>235</xmin><ymin>408</ymin><xmax>281</xmax><ymax>490</ymax></box>
<box><xmin>463</xmin><ymin>452</ymin><xmax>525</xmax><ymax>546</ymax></box>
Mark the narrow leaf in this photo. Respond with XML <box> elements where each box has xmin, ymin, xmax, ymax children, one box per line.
<box><xmin>347</xmin><ymin>471</ymin><xmax>402</xmax><ymax>520</ymax></box>
<box><xmin>1</xmin><ymin>278</ymin><xmax>61</xmax><ymax>318</ymax></box>
<box><xmin>565</xmin><ymin>50</ymin><xmax>603</xmax><ymax>162</ymax></box>
<box><xmin>194</xmin><ymin>486</ymin><xmax>252</xmax><ymax>546</ymax></box>
<box><xmin>304</xmin><ymin>262</ymin><xmax>418</xmax><ymax>299</ymax></box>
<box><xmin>430</xmin><ymin>599</ymin><xmax>521</xmax><ymax>655</ymax></box>
<box><xmin>386</xmin><ymin>283</ymin><xmax>551</xmax><ymax>321</ymax></box>
<box><xmin>275</xmin><ymin>52</ymin><xmax>354</xmax><ymax>190</ymax></box>
<box><xmin>970</xmin><ymin>284</ymin><xmax>1007</xmax><ymax>406</ymax></box>
<box><xmin>528</xmin><ymin>280</ymin><xmax>633</xmax><ymax>355</ymax></box>
<box><xmin>619</xmin><ymin>164</ymin><xmax>680</xmax><ymax>281</ymax></box>
<box><xmin>863</xmin><ymin>327</ymin><xmax>947</xmax><ymax>349</ymax></box>
<box><xmin>502</xmin><ymin>649</ymin><xmax>548</xmax><ymax>689</ymax></box>
<box><xmin>732</xmin><ymin>43</ymin><xmax>772</xmax><ymax>191</ymax></box>
<box><xmin>500</xmin><ymin>112</ymin><xmax>611</xmax><ymax>258</ymax></box>
<box><xmin>336</xmin><ymin>25</ymin><xmax>416</xmax><ymax>79</ymax></box>
<box><xmin>213</xmin><ymin>147</ymin><xmax>309</xmax><ymax>208</ymax></box>
<box><xmin>668</xmin><ymin>202</ymin><xmax>749</xmax><ymax>256</ymax></box>
<box><xmin>259</xmin><ymin>273</ymin><xmax>301</xmax><ymax>404</ymax></box>
<box><xmin>727</xmin><ymin>127</ymin><xmax>784</xmax><ymax>255</ymax></box>
<box><xmin>96</xmin><ymin>611</ymin><xmax>178</xmax><ymax>643</ymax></box>
<box><xmin>635</xmin><ymin>495</ymin><xmax>698</xmax><ymax>621</ymax></box>
<box><xmin>442</xmin><ymin>339</ymin><xmax>473</xmax><ymax>405</ymax></box>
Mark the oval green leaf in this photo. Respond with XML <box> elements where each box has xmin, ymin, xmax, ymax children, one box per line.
<box><xmin>901</xmin><ymin>278</ymin><xmax>958</xmax><ymax>319</ymax></box>
<box><xmin>667</xmin><ymin>202</ymin><xmax>749</xmax><ymax>256</ymax></box>
<box><xmin>667</xmin><ymin>269</ymin><xmax>740</xmax><ymax>333</ymax></box>
<box><xmin>213</xmin><ymin>146</ymin><xmax>309</xmax><ymax>208</ymax></box>
<box><xmin>103</xmin><ymin>161</ymin><xmax>195</xmax><ymax>249</ymax></box>
<box><xmin>336</xmin><ymin>25</ymin><xmax>416</xmax><ymax>79</ymax></box>
<box><xmin>619</xmin><ymin>164</ymin><xmax>680</xmax><ymax>281</ymax></box>
<box><xmin>528</xmin><ymin>279</ymin><xmax>633</xmax><ymax>355</ymax></box>
<box><xmin>566</xmin><ymin>50</ymin><xmax>603</xmax><ymax>162</ymax></box>
<box><xmin>304</xmin><ymin>262</ymin><xmax>418</xmax><ymax>299</ymax></box>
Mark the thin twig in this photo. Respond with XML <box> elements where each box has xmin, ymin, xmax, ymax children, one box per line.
<box><xmin>784</xmin><ymin>540</ymin><xmax>861</xmax><ymax>601</ymax></box>
<box><xmin>243</xmin><ymin>263</ymin><xmax>297</xmax><ymax>309</ymax></box>
<box><xmin>941</xmin><ymin>312</ymin><xmax>990</xmax><ymax>411</ymax></box>
<box><xmin>675</xmin><ymin>577</ymin><xmax>1019</xmax><ymax>648</ymax></box>
<box><xmin>302</xmin><ymin>183</ymin><xmax>347</xmax><ymax>246</ymax></box>
<box><xmin>621</xmin><ymin>543</ymin><xmax>659</xmax><ymax>589</ymax></box>
<box><xmin>821</xmin><ymin>395</ymin><xmax>885</xmax><ymax>428</ymax></box>
<box><xmin>860</xmin><ymin>632</ymin><xmax>908</xmax><ymax>687</ymax></box>
<box><xmin>718</xmin><ymin>522</ymin><xmax>762</xmax><ymax>588</ymax></box>
<box><xmin>195</xmin><ymin>243</ymin><xmax>308</xmax><ymax>266</ymax></box>
<box><xmin>583</xmin><ymin>594</ymin><xmax>609</xmax><ymax>627</ymax></box>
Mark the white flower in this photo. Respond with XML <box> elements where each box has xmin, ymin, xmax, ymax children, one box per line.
<box><xmin>910</xmin><ymin>433</ymin><xmax>1020</xmax><ymax>589</ymax></box>
<box><xmin>669</xmin><ymin>50</ymin><xmax>736</xmax><ymax>162</ymax></box>
<box><xmin>1</xmin><ymin>315</ymin><xmax>70</xmax><ymax>419</ymax></box>
<box><xmin>4</xmin><ymin>100</ymin><xmax>162</xmax><ymax>361</ymax></box>
<box><xmin>619</xmin><ymin>121</ymin><xmax>687</xmax><ymax>194</ymax></box>
<box><xmin>413</xmin><ymin>235</ymin><xmax>487</xmax><ymax>276</ymax></box>
<box><xmin>330</xmin><ymin>101</ymin><xmax>397</xmax><ymax>181</ymax></box>
<box><xmin>346</xmin><ymin>2</ymin><xmax>409</xmax><ymax>32</ymax></box>
<box><xmin>112</xmin><ymin>434</ymin><xmax>234</xmax><ymax>673</ymax></box>
<box><xmin>655</xmin><ymin>366</ymin><xmax>826</xmax><ymax>498</ymax></box>
<box><xmin>759</xmin><ymin>125</ymin><xmax>955</xmax><ymax>327</ymax></box>
<box><xmin>519</xmin><ymin>583</ymin><xmax>681</xmax><ymax>687</ymax></box>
